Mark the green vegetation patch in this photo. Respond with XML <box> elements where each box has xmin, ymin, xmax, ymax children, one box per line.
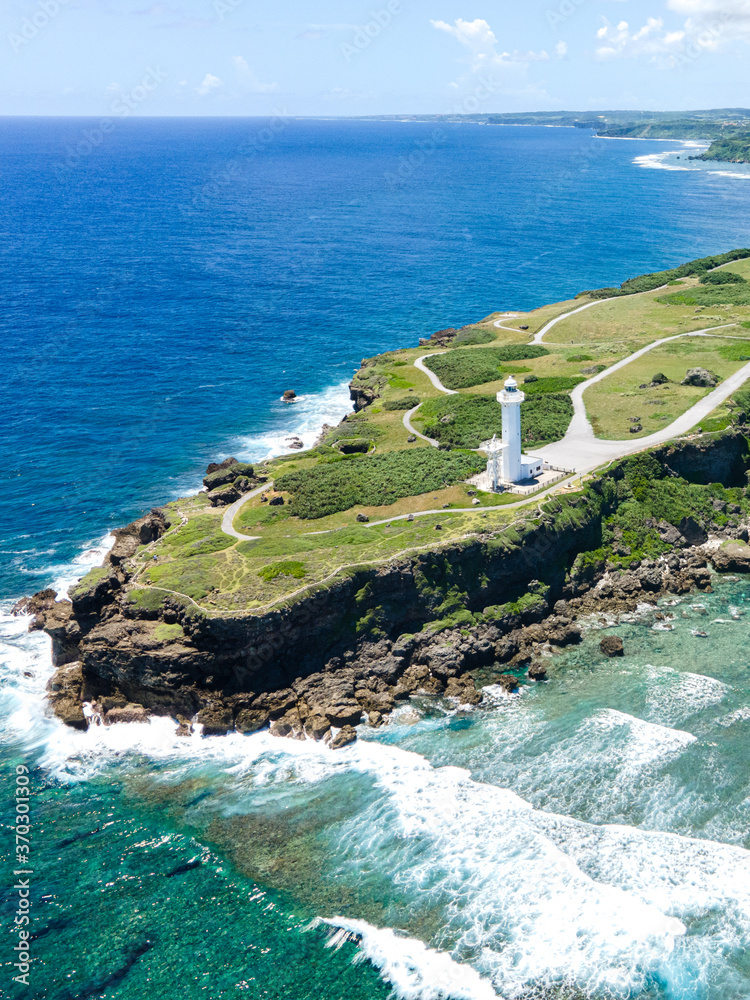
<box><xmin>417</xmin><ymin>393</ymin><xmax>573</xmax><ymax>449</ymax></box>
<box><xmin>521</xmin><ymin>394</ymin><xmax>575</xmax><ymax>446</ymax></box>
<box><xmin>716</xmin><ymin>340</ymin><xmax>750</xmax><ymax>361</ymax></box>
<box><xmin>448</xmin><ymin>328</ymin><xmax>496</xmax><ymax>347</ymax></box>
<box><xmin>258</xmin><ymin>560</ymin><xmax>307</xmax><ymax>581</ymax></box>
<box><xmin>657</xmin><ymin>284</ymin><xmax>750</xmax><ymax>307</ymax></box>
<box><xmin>522</xmin><ymin>376</ymin><xmax>586</xmax><ymax>395</ymax></box>
<box><xmin>424</xmin><ymin>345</ymin><xmax>549</xmax><ymax>389</ymax></box>
<box><xmin>154</xmin><ymin>622</ymin><xmax>185</xmax><ymax>643</ymax></box>
<box><xmin>700</xmin><ymin>270</ymin><xmax>747</xmax><ymax>285</ymax></box>
<box><xmin>581</xmin><ymin>249</ymin><xmax>750</xmax><ymax>299</ymax></box>
<box><xmin>384</xmin><ymin>397</ymin><xmax>421</xmax><ymax>410</ymax></box>
<box><xmin>276</xmin><ymin>449</ymin><xmax>485</xmax><ymax>519</ymax></box>
<box><xmin>160</xmin><ymin>515</ymin><xmax>235</xmax><ymax>557</ymax></box>
<box><xmin>420</xmin><ymin>395</ymin><xmax>503</xmax><ymax>449</ymax></box>
<box><xmin>698</xmin><ymin>135</ymin><xmax>750</xmax><ymax>163</ymax></box>
<box><xmin>589</xmin><ymin>450</ymin><xmax>749</xmax><ymax>564</ymax></box>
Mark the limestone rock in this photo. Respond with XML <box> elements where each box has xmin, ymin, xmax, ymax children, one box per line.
<box><xmin>713</xmin><ymin>542</ymin><xmax>750</xmax><ymax>572</ymax></box>
<box><xmin>106</xmin><ymin>704</ymin><xmax>150</xmax><ymax>725</ymax></box>
<box><xmin>681</xmin><ymin>367</ymin><xmax>718</xmax><ymax>388</ymax></box>
<box><xmin>496</xmin><ymin>674</ymin><xmax>519</xmax><ymax>694</ymax></box>
<box><xmin>197</xmin><ymin>704</ymin><xmax>233</xmax><ymax>736</ymax></box>
<box><xmin>528</xmin><ymin>662</ymin><xmax>548</xmax><ymax>681</ymax></box>
<box><xmin>329</xmin><ymin>725</ymin><xmax>357</xmax><ymax>749</ymax></box>
<box><xmin>600</xmin><ymin>636</ymin><xmax>624</xmax><ymax>657</ymax></box>
<box><xmin>46</xmin><ymin>662</ymin><xmax>87</xmax><ymax>730</ymax></box>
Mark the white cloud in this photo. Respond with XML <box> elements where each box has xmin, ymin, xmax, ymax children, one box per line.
<box><xmin>556</xmin><ymin>40</ymin><xmax>568</xmax><ymax>58</ymax></box>
<box><xmin>596</xmin><ymin>0</ymin><xmax>750</xmax><ymax>64</ymax></box>
<box><xmin>196</xmin><ymin>73</ymin><xmax>222</xmax><ymax>96</ymax></box>
<box><xmin>430</xmin><ymin>18</ymin><xmax>550</xmax><ymax>70</ymax></box>
<box><xmin>232</xmin><ymin>56</ymin><xmax>278</xmax><ymax>93</ymax></box>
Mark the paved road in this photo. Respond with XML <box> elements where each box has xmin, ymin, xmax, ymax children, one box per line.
<box><xmin>530</xmin><ymin>298</ymin><xmax>612</xmax><ymax>345</ymax></box>
<box><xmin>403</xmin><ymin>404</ymin><xmax>440</xmax><ymax>447</ymax></box>
<box><xmin>414</xmin><ymin>353</ymin><xmax>459</xmax><ymax>395</ymax></box>
<box><xmin>220</xmin><ymin>481</ymin><xmax>272</xmax><ymax>541</ymax></box>
<box><xmin>536</xmin><ymin>326</ymin><xmax>743</xmax><ymax>473</ymax></box>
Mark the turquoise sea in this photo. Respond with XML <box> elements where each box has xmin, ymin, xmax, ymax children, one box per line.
<box><xmin>2</xmin><ymin>120</ymin><xmax>750</xmax><ymax>998</ymax></box>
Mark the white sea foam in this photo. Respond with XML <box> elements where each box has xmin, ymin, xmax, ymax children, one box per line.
<box><xmin>645</xmin><ymin>665</ymin><xmax>729</xmax><ymax>726</ymax></box>
<box><xmin>4</xmin><ymin>676</ymin><xmax>750</xmax><ymax>999</ymax></box>
<box><xmin>233</xmin><ymin>380</ymin><xmax>352</xmax><ymax>463</ymax></box>
<box><xmin>318</xmin><ymin>917</ymin><xmax>499</xmax><ymax>1000</ymax></box>
<box><xmin>47</xmin><ymin>533</ymin><xmax>117</xmax><ymax>599</ymax></box>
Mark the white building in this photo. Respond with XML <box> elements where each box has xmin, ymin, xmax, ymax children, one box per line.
<box><xmin>496</xmin><ymin>376</ymin><xmax>543</xmax><ymax>485</ymax></box>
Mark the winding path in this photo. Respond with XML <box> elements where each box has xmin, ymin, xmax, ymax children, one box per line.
<box><xmin>220</xmin><ymin>481</ymin><xmax>272</xmax><ymax>541</ymax></box>
<box><xmin>403</xmin><ymin>404</ymin><xmax>440</xmax><ymax>447</ymax></box>
<box><xmin>536</xmin><ymin>326</ymin><xmax>742</xmax><ymax>473</ymax></box>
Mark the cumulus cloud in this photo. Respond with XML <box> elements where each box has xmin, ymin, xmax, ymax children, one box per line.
<box><xmin>431</xmin><ymin>18</ymin><xmax>550</xmax><ymax>70</ymax></box>
<box><xmin>232</xmin><ymin>56</ymin><xmax>278</xmax><ymax>93</ymax></box>
<box><xmin>668</xmin><ymin>0</ymin><xmax>750</xmax><ymax>45</ymax></box>
<box><xmin>196</xmin><ymin>73</ymin><xmax>222</xmax><ymax>96</ymax></box>
<box><xmin>595</xmin><ymin>0</ymin><xmax>750</xmax><ymax>64</ymax></box>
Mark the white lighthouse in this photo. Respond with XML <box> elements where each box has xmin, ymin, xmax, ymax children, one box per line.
<box><xmin>499</xmin><ymin>376</ymin><xmax>524</xmax><ymax>482</ymax></box>
<box><xmin>495</xmin><ymin>376</ymin><xmax>544</xmax><ymax>485</ymax></box>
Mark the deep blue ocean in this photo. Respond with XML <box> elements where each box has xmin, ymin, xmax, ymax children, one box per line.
<box><xmin>3</xmin><ymin>118</ymin><xmax>750</xmax><ymax>599</ymax></box>
<box><xmin>3</xmin><ymin>120</ymin><xmax>750</xmax><ymax>1000</ymax></box>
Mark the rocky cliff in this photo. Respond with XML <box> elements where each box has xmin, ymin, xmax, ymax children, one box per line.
<box><xmin>16</xmin><ymin>430</ymin><xmax>750</xmax><ymax>745</ymax></box>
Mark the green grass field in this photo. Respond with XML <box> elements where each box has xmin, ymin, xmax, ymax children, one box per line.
<box><xmin>98</xmin><ymin>254</ymin><xmax>750</xmax><ymax>617</ymax></box>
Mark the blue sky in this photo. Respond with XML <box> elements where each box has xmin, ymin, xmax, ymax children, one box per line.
<box><xmin>2</xmin><ymin>0</ymin><xmax>749</xmax><ymax>115</ymax></box>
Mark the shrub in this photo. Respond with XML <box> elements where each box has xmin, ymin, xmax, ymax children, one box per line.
<box><xmin>658</xmin><ymin>285</ymin><xmax>750</xmax><ymax>307</ymax></box>
<box><xmin>258</xmin><ymin>560</ymin><xmax>307</xmax><ymax>581</ymax></box>
<box><xmin>420</xmin><ymin>393</ymin><xmax>573</xmax><ymax>448</ymax></box>
<box><xmin>448</xmin><ymin>328</ymin><xmax>496</xmax><ymax>347</ymax></box>
<box><xmin>421</xmin><ymin>395</ymin><xmax>503</xmax><ymax>449</ymax></box>
<box><xmin>384</xmin><ymin>397</ymin><xmax>420</xmax><ymax>410</ymax></box>
<box><xmin>716</xmin><ymin>340</ymin><xmax>750</xmax><ymax>361</ymax></box>
<box><xmin>424</xmin><ymin>345</ymin><xmax>549</xmax><ymax>389</ymax></box>
<box><xmin>700</xmin><ymin>270</ymin><xmax>747</xmax><ymax>285</ymax></box>
<box><xmin>276</xmin><ymin>449</ymin><xmax>485</xmax><ymax>519</ymax></box>
<box><xmin>580</xmin><ymin>249</ymin><xmax>750</xmax><ymax>299</ymax></box>
<box><xmin>337</xmin><ymin>438</ymin><xmax>372</xmax><ymax>454</ymax></box>
<box><xmin>567</xmin><ymin>354</ymin><xmax>593</xmax><ymax>362</ymax></box>
<box><xmin>521</xmin><ymin>394</ymin><xmax>575</xmax><ymax>445</ymax></box>
<box><xmin>522</xmin><ymin>376</ymin><xmax>585</xmax><ymax>395</ymax></box>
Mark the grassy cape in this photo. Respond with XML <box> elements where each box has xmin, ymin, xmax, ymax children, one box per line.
<box><xmin>73</xmin><ymin>250</ymin><xmax>750</xmax><ymax>614</ymax></box>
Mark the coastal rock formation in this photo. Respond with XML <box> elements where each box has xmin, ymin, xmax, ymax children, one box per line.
<box><xmin>712</xmin><ymin>542</ymin><xmax>750</xmax><ymax>572</ymax></box>
<box><xmin>600</xmin><ymin>636</ymin><xmax>624</xmax><ymax>657</ymax></box>
<box><xmin>681</xmin><ymin>368</ymin><xmax>718</xmax><ymax>388</ymax></box>
<box><xmin>16</xmin><ymin>430</ymin><xmax>750</xmax><ymax>745</ymax></box>
<box><xmin>203</xmin><ymin>459</ymin><xmax>265</xmax><ymax>507</ymax></box>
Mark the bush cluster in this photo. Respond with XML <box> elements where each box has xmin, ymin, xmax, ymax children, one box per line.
<box><xmin>276</xmin><ymin>449</ymin><xmax>486</xmax><ymax>519</ymax></box>
<box><xmin>384</xmin><ymin>397</ymin><xmax>420</xmax><ymax>410</ymax></box>
<box><xmin>522</xmin><ymin>376</ymin><xmax>585</xmax><ymax>395</ymax></box>
<box><xmin>658</xmin><ymin>285</ymin><xmax>750</xmax><ymax>307</ymax></box>
<box><xmin>448</xmin><ymin>328</ymin><xmax>496</xmax><ymax>348</ymax></box>
<box><xmin>424</xmin><ymin>345</ymin><xmax>549</xmax><ymax>389</ymax></box>
<box><xmin>419</xmin><ymin>392</ymin><xmax>574</xmax><ymax>448</ymax></box>
<box><xmin>700</xmin><ymin>270</ymin><xmax>747</xmax><ymax>285</ymax></box>
<box><xmin>580</xmin><ymin>249</ymin><xmax>750</xmax><ymax>299</ymax></box>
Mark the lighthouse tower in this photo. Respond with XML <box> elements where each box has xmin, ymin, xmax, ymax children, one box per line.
<box><xmin>498</xmin><ymin>376</ymin><xmax>524</xmax><ymax>482</ymax></box>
